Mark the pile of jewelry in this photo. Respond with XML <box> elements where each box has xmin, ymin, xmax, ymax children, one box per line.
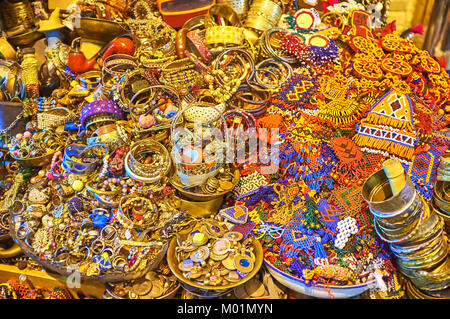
<box><xmin>9</xmin><ymin>179</ymin><xmax>171</xmax><ymax>277</ymax></box>
<box><xmin>174</xmin><ymin>217</ymin><xmax>258</xmax><ymax>287</ymax></box>
<box><xmin>8</xmin><ymin>130</ymin><xmax>63</xmax><ymax>161</ymax></box>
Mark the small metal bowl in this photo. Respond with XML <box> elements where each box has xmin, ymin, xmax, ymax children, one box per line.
<box><xmin>75</xmin><ymin>18</ymin><xmax>126</xmax><ymax>44</ymax></box>
<box><xmin>10</xmin><ymin>148</ymin><xmax>61</xmax><ymax>168</ymax></box>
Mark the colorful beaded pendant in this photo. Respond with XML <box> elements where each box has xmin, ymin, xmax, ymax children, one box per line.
<box><xmin>353</xmin><ymin>89</ymin><xmax>418</xmax><ymax>161</ymax></box>
<box><xmin>271</xmin><ymin>73</ymin><xmax>318</xmax><ymax>111</ymax></box>
<box><xmin>219</xmin><ymin>205</ymin><xmax>249</xmax><ymax>224</ymax></box>
<box><xmin>402</xmin><ymin>143</ymin><xmax>448</xmax><ymax>201</ymax></box>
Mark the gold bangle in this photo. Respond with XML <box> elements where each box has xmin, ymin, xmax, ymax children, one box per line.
<box><xmin>204</xmin><ymin>26</ymin><xmax>245</xmax><ymax>48</ymax></box>
<box><xmin>175</xmin><ymin>28</ymin><xmax>188</xmax><ymax>59</ymax></box>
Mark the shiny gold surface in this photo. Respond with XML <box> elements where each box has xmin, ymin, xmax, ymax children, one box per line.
<box><xmin>7</xmin><ymin>30</ymin><xmax>45</xmax><ymax>48</ymax></box>
<box><xmin>400</xmin><ymin>257</ymin><xmax>450</xmax><ymax>292</ymax></box>
<box><xmin>74</xmin><ymin>18</ymin><xmax>125</xmax><ymax>44</ymax></box>
<box><xmin>205</xmin><ymin>3</ymin><xmax>242</xmax><ymax>27</ymax></box>
<box><xmin>175</xmin><ymin>195</ymin><xmax>224</xmax><ymax>217</ymax></box>
<box><xmin>0</xmin><ymin>234</ymin><xmax>23</xmax><ymax>258</ymax></box>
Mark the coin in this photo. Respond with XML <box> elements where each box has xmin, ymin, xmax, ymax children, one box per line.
<box><xmin>131</xmin><ymin>279</ymin><xmax>152</xmax><ymax>296</ymax></box>
<box><xmin>219</xmin><ymin>180</ymin><xmax>234</xmax><ymax>191</ymax></box>
<box><xmin>234</xmin><ymin>254</ymin><xmax>254</xmax><ymax>273</ymax></box>
<box><xmin>222</xmin><ymin>254</ymin><xmax>237</xmax><ymax>270</ymax></box>
<box><xmin>178</xmin><ymin>259</ymin><xmax>194</xmax><ymax>271</ymax></box>
<box><xmin>191</xmin><ymin>231</ymin><xmax>209</xmax><ymax>246</ymax></box>
<box><xmin>187</xmin><ymin>271</ymin><xmax>203</xmax><ymax>279</ymax></box>
<box><xmin>147</xmin><ymin>282</ymin><xmax>163</xmax><ymax>298</ymax></box>
<box><xmin>224</xmin><ymin>231</ymin><xmax>243</xmax><ymax>242</ymax></box>
<box><xmin>225</xmin><ymin>270</ymin><xmax>241</xmax><ymax>283</ymax></box>
<box><xmin>128</xmin><ymin>291</ymin><xmax>139</xmax><ymax>299</ymax></box>
<box><xmin>243</xmin><ymin>249</ymin><xmax>256</xmax><ymax>263</ymax></box>
<box><xmin>210</xmin><ymin>251</ymin><xmax>228</xmax><ymax>261</ymax></box>
<box><xmin>190</xmin><ymin>246</ymin><xmax>210</xmax><ymax>263</ymax></box>
<box><xmin>219</xmin><ymin>267</ymin><xmax>230</xmax><ymax>276</ymax></box>
<box><xmin>212</xmin><ymin>239</ymin><xmax>231</xmax><ymax>255</ymax></box>
<box><xmin>205</xmin><ymin>220</ymin><xmax>227</xmax><ymax>237</ymax></box>
<box><xmin>145</xmin><ymin>271</ymin><xmax>158</xmax><ymax>281</ymax></box>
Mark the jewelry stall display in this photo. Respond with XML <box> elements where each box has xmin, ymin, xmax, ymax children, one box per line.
<box><xmin>0</xmin><ymin>0</ymin><xmax>448</xmax><ymax>300</ymax></box>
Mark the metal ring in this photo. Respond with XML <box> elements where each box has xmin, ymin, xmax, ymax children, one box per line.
<box><xmin>100</xmin><ymin>225</ymin><xmax>118</xmax><ymax>242</ymax></box>
<box><xmin>90</xmin><ymin>239</ymin><xmax>105</xmax><ymax>255</ymax></box>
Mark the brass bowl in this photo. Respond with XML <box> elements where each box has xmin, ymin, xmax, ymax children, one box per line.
<box><xmin>166</xmin><ymin>236</ymin><xmax>263</xmax><ymax>291</ymax></box>
<box><xmin>174</xmin><ymin>194</ymin><xmax>224</xmax><ymax>217</ymax></box>
<box><xmin>169</xmin><ymin>165</ymin><xmax>240</xmax><ymax>202</ymax></box>
<box><xmin>7</xmin><ymin>30</ymin><xmax>45</xmax><ymax>48</ymax></box>
<box><xmin>264</xmin><ymin>259</ymin><xmax>377</xmax><ymax>299</ymax></box>
<box><xmin>10</xmin><ymin>148</ymin><xmax>61</xmax><ymax>168</ymax></box>
<box><xmin>0</xmin><ymin>233</ymin><xmax>22</xmax><ymax>258</ymax></box>
<box><xmin>75</xmin><ymin>18</ymin><xmax>126</xmax><ymax>44</ymax></box>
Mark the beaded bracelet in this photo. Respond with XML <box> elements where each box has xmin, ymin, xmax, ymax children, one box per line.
<box><xmin>117</xmin><ymin>195</ymin><xmax>158</xmax><ymax>230</ymax></box>
<box><xmin>62</xmin><ymin>144</ymin><xmax>107</xmax><ymax>176</ymax></box>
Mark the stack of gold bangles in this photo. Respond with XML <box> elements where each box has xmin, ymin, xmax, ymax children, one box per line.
<box><xmin>260</xmin><ymin>28</ymin><xmax>297</xmax><ymax>64</ymax></box>
<box><xmin>214</xmin><ymin>48</ymin><xmax>255</xmax><ymax>84</ymax></box>
<box><xmin>244</xmin><ymin>0</ymin><xmax>282</xmax><ymax>34</ymax></box>
<box><xmin>228</xmin><ymin>83</ymin><xmax>271</xmax><ymax>117</ymax></box>
<box><xmin>101</xmin><ymin>54</ymin><xmax>139</xmax><ymax>94</ymax></box>
<box><xmin>204</xmin><ymin>3</ymin><xmax>246</xmax><ymax>50</ymax></box>
<box><xmin>125</xmin><ymin>139</ymin><xmax>171</xmax><ymax>184</ymax></box>
<box><xmin>255</xmin><ymin>58</ymin><xmax>293</xmax><ymax>89</ymax></box>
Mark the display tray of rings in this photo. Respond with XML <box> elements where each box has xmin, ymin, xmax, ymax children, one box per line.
<box><xmin>7</xmin><ymin>178</ymin><xmax>172</xmax><ymax>283</ymax></box>
<box><xmin>8</xmin><ymin>221</ymin><xmax>168</xmax><ymax>283</ymax></box>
